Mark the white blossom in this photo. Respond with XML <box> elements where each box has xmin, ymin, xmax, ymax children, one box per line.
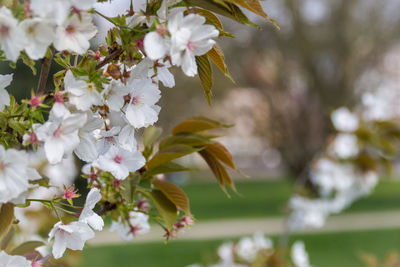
<box><xmin>291</xmin><ymin>241</ymin><xmax>313</xmax><ymax>267</ymax></box>
<box><xmin>20</xmin><ymin>18</ymin><xmax>56</xmax><ymax>60</ymax></box>
<box><xmin>49</xmin><ymin>221</ymin><xmax>95</xmax><ymax>259</ymax></box>
<box><xmin>0</xmin><ymin>251</ymin><xmax>31</xmax><ymax>267</ymax></box>
<box><xmin>0</xmin><ymin>7</ymin><xmax>26</xmax><ymax>62</ymax></box>
<box><xmin>236</xmin><ymin>232</ymin><xmax>273</xmax><ymax>262</ymax></box>
<box><xmin>110</xmin><ymin>211</ymin><xmax>150</xmax><ymax>241</ymax></box>
<box><xmin>97</xmin><ymin>145</ymin><xmax>145</xmax><ymax>180</ymax></box>
<box><xmin>330</xmin><ymin>133</ymin><xmax>359</xmax><ymax>158</ymax></box>
<box><xmin>30</xmin><ymin>0</ymin><xmax>71</xmax><ymax>26</ymax></box>
<box><xmin>0</xmin><ymin>73</ymin><xmax>12</xmax><ymax>111</ymax></box>
<box><xmin>0</xmin><ymin>145</ymin><xmax>41</xmax><ymax>204</ymax></box>
<box><xmin>168</xmin><ymin>12</ymin><xmax>219</xmax><ymax>76</ymax></box>
<box><xmin>54</xmin><ymin>13</ymin><xmax>97</xmax><ymax>54</ymax></box>
<box><xmin>331</xmin><ymin>107</ymin><xmax>359</xmax><ymax>132</ymax></box>
<box><xmin>64</xmin><ymin>70</ymin><xmax>103</xmax><ymax>111</ymax></box>
<box><xmin>74</xmin><ymin>111</ymin><xmax>103</xmax><ymax>162</ymax></box>
<box><xmin>79</xmin><ymin>188</ymin><xmax>104</xmax><ymax>231</ymax></box>
<box><xmin>36</xmin><ymin>111</ymin><xmax>87</xmax><ymax>164</ymax></box>
<box><xmin>102</xmin><ymin>79</ymin><xmax>130</xmax><ymax>111</ymax></box>
<box><xmin>125</xmin><ymin>78</ymin><xmax>161</xmax><ymax>128</ymax></box>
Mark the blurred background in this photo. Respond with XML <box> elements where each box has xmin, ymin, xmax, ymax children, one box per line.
<box><xmin>4</xmin><ymin>0</ymin><xmax>400</xmax><ymax>266</ymax></box>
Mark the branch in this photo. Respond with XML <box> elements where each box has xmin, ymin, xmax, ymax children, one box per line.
<box><xmin>36</xmin><ymin>47</ymin><xmax>55</xmax><ymax>94</ymax></box>
<box><xmin>95</xmin><ymin>48</ymin><xmax>124</xmax><ymax>70</ymax></box>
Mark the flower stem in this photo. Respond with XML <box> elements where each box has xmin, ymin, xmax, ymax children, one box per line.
<box><xmin>36</xmin><ymin>47</ymin><xmax>55</xmax><ymax>94</ymax></box>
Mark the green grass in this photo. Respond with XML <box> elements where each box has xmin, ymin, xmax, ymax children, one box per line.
<box><xmin>80</xmin><ymin>228</ymin><xmax>400</xmax><ymax>267</ymax></box>
<box><xmin>182</xmin><ymin>179</ymin><xmax>400</xmax><ymax>220</ymax></box>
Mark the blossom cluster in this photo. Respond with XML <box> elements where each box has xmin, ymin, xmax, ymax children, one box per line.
<box><xmin>288</xmin><ymin>105</ymin><xmax>400</xmax><ymax>230</ymax></box>
<box><xmin>0</xmin><ymin>0</ymin><xmax>247</xmax><ymax>264</ymax></box>
<box><xmin>187</xmin><ymin>233</ymin><xmax>313</xmax><ymax>267</ymax></box>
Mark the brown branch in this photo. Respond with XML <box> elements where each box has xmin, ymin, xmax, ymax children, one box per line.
<box><xmin>95</xmin><ymin>48</ymin><xmax>124</xmax><ymax>70</ymax></box>
<box><xmin>36</xmin><ymin>47</ymin><xmax>55</xmax><ymax>94</ymax></box>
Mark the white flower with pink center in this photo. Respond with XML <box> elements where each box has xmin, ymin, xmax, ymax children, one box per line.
<box><xmin>54</xmin><ymin>13</ymin><xmax>97</xmax><ymax>54</ymax></box>
<box><xmin>0</xmin><ymin>7</ymin><xmax>27</xmax><ymax>62</ymax></box>
<box><xmin>97</xmin><ymin>145</ymin><xmax>145</xmax><ymax>180</ymax></box>
<box><xmin>0</xmin><ymin>145</ymin><xmax>41</xmax><ymax>204</ymax></box>
<box><xmin>48</xmin><ymin>221</ymin><xmax>95</xmax><ymax>259</ymax></box>
<box><xmin>0</xmin><ymin>73</ymin><xmax>12</xmax><ymax>111</ymax></box>
<box><xmin>168</xmin><ymin>12</ymin><xmax>219</xmax><ymax>76</ymax></box>
<box><xmin>110</xmin><ymin>211</ymin><xmax>150</xmax><ymax>241</ymax></box>
<box><xmin>35</xmin><ymin>111</ymin><xmax>87</xmax><ymax>164</ymax></box>
<box><xmin>124</xmin><ymin>78</ymin><xmax>161</xmax><ymax>129</ymax></box>
<box><xmin>79</xmin><ymin>188</ymin><xmax>104</xmax><ymax>231</ymax></box>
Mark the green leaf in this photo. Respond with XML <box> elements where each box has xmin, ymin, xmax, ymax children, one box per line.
<box><xmin>153</xmin><ymin>179</ymin><xmax>191</xmax><ymax>215</ymax></box>
<box><xmin>172</xmin><ymin>116</ymin><xmax>231</xmax><ymax>134</ymax></box>
<box><xmin>0</xmin><ymin>203</ymin><xmax>14</xmax><ymax>240</ymax></box>
<box><xmin>199</xmin><ymin>150</ymin><xmax>236</xmax><ymax>193</ymax></box>
<box><xmin>145</xmin><ymin>162</ymin><xmax>192</xmax><ymax>177</ymax></box>
<box><xmin>11</xmin><ymin>241</ymin><xmax>45</xmax><ymax>256</ymax></box>
<box><xmin>121</xmin><ymin>174</ymin><xmax>140</xmax><ymax>203</ymax></box>
<box><xmin>207</xmin><ymin>44</ymin><xmax>234</xmax><ymax>82</ymax></box>
<box><xmin>143</xmin><ymin>126</ymin><xmax>163</xmax><ymax>147</ymax></box>
<box><xmin>196</xmin><ymin>55</ymin><xmax>213</xmax><ymax>105</ymax></box>
<box><xmin>159</xmin><ymin>132</ymin><xmax>214</xmax><ymax>150</ymax></box>
<box><xmin>150</xmin><ymin>190</ymin><xmax>178</xmax><ymax>229</ymax></box>
<box><xmin>205</xmin><ymin>142</ymin><xmax>237</xmax><ymax>170</ymax></box>
<box><xmin>147</xmin><ymin>145</ymin><xmax>202</xmax><ymax>169</ymax></box>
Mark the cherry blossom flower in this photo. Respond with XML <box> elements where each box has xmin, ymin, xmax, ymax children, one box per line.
<box><xmin>144</xmin><ymin>28</ymin><xmax>170</xmax><ymax>61</ymax></box>
<box><xmin>124</xmin><ymin>78</ymin><xmax>161</xmax><ymax>129</ymax></box>
<box><xmin>236</xmin><ymin>233</ymin><xmax>273</xmax><ymax>262</ymax></box>
<box><xmin>48</xmin><ymin>221</ymin><xmax>95</xmax><ymax>259</ymax></box>
<box><xmin>97</xmin><ymin>145</ymin><xmax>145</xmax><ymax>180</ymax></box>
<box><xmin>330</xmin><ymin>133</ymin><xmax>359</xmax><ymax>158</ymax></box>
<box><xmin>64</xmin><ymin>70</ymin><xmax>103</xmax><ymax>111</ymax></box>
<box><xmin>30</xmin><ymin>0</ymin><xmax>71</xmax><ymax>26</ymax></box>
<box><xmin>35</xmin><ymin>111</ymin><xmax>87</xmax><ymax>164</ymax></box>
<box><xmin>54</xmin><ymin>13</ymin><xmax>97</xmax><ymax>54</ymax></box>
<box><xmin>0</xmin><ymin>251</ymin><xmax>31</xmax><ymax>267</ymax></box>
<box><xmin>331</xmin><ymin>107</ymin><xmax>359</xmax><ymax>132</ymax></box>
<box><xmin>0</xmin><ymin>73</ymin><xmax>12</xmax><ymax>111</ymax></box>
<box><xmin>102</xmin><ymin>79</ymin><xmax>130</xmax><ymax>111</ymax></box>
<box><xmin>291</xmin><ymin>241</ymin><xmax>313</xmax><ymax>267</ymax></box>
<box><xmin>168</xmin><ymin>12</ymin><xmax>219</xmax><ymax>76</ymax></box>
<box><xmin>0</xmin><ymin>145</ymin><xmax>41</xmax><ymax>204</ymax></box>
<box><xmin>0</xmin><ymin>7</ymin><xmax>27</xmax><ymax>62</ymax></box>
<box><xmin>110</xmin><ymin>211</ymin><xmax>150</xmax><ymax>241</ymax></box>
<box><xmin>20</xmin><ymin>17</ymin><xmax>56</xmax><ymax>60</ymax></box>
<box><xmin>74</xmin><ymin>111</ymin><xmax>103</xmax><ymax>162</ymax></box>
<box><xmin>79</xmin><ymin>188</ymin><xmax>104</xmax><ymax>231</ymax></box>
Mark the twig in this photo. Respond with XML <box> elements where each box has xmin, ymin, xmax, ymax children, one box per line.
<box><xmin>36</xmin><ymin>47</ymin><xmax>55</xmax><ymax>94</ymax></box>
<box><xmin>95</xmin><ymin>48</ymin><xmax>124</xmax><ymax>70</ymax></box>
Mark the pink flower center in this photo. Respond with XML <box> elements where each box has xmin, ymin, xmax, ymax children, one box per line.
<box><xmin>112</xmin><ymin>179</ymin><xmax>121</xmax><ymax>188</ymax></box>
<box><xmin>29</xmin><ymin>96</ymin><xmax>42</xmax><ymax>107</ymax></box>
<box><xmin>66</xmin><ymin>24</ymin><xmax>76</xmax><ymax>34</ymax></box>
<box><xmin>130</xmin><ymin>225</ymin><xmax>141</xmax><ymax>235</ymax></box>
<box><xmin>156</xmin><ymin>25</ymin><xmax>167</xmax><ymax>37</ymax></box>
<box><xmin>187</xmin><ymin>41</ymin><xmax>195</xmax><ymax>52</ymax></box>
<box><xmin>131</xmin><ymin>96</ymin><xmax>140</xmax><ymax>105</ymax></box>
<box><xmin>64</xmin><ymin>189</ymin><xmax>74</xmax><ymax>200</ymax></box>
<box><xmin>55</xmin><ymin>92</ymin><xmax>64</xmax><ymax>103</ymax></box>
<box><xmin>29</xmin><ymin>133</ymin><xmax>39</xmax><ymax>144</ymax></box>
<box><xmin>53</xmin><ymin>127</ymin><xmax>62</xmax><ymax>138</ymax></box>
<box><xmin>0</xmin><ymin>25</ymin><xmax>9</xmax><ymax>37</ymax></box>
<box><xmin>113</xmin><ymin>155</ymin><xmax>123</xmax><ymax>164</ymax></box>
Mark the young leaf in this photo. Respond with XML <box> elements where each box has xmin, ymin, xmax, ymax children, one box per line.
<box><xmin>196</xmin><ymin>55</ymin><xmax>213</xmax><ymax>105</ymax></box>
<box><xmin>172</xmin><ymin>116</ymin><xmax>230</xmax><ymax>134</ymax></box>
<box><xmin>153</xmin><ymin>179</ymin><xmax>191</xmax><ymax>215</ymax></box>
<box><xmin>147</xmin><ymin>144</ymin><xmax>202</xmax><ymax>169</ymax></box>
<box><xmin>150</xmin><ymin>190</ymin><xmax>178</xmax><ymax>229</ymax></box>
<box><xmin>205</xmin><ymin>142</ymin><xmax>237</xmax><ymax>170</ymax></box>
<box><xmin>159</xmin><ymin>132</ymin><xmax>214</xmax><ymax>150</ymax></box>
<box><xmin>207</xmin><ymin>44</ymin><xmax>234</xmax><ymax>82</ymax></box>
<box><xmin>145</xmin><ymin>162</ymin><xmax>192</xmax><ymax>177</ymax></box>
<box><xmin>11</xmin><ymin>241</ymin><xmax>45</xmax><ymax>256</ymax></box>
<box><xmin>0</xmin><ymin>203</ymin><xmax>14</xmax><ymax>240</ymax></box>
<box><xmin>143</xmin><ymin>126</ymin><xmax>163</xmax><ymax>147</ymax></box>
